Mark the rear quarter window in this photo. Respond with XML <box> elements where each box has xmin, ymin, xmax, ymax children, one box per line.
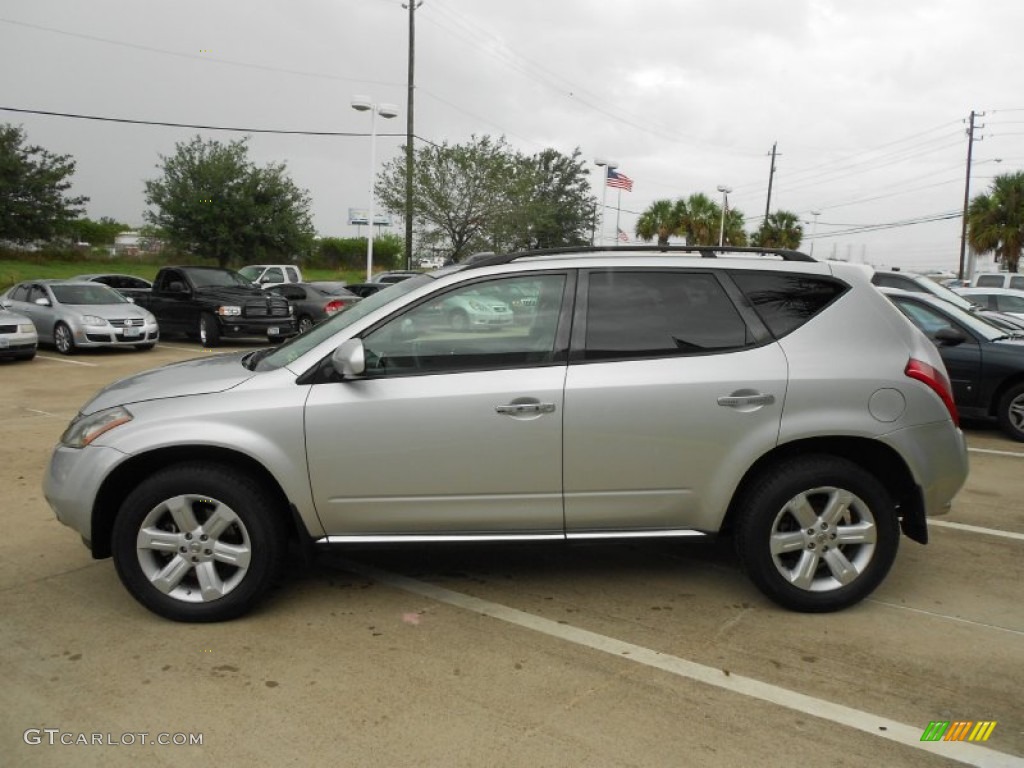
<box><xmin>975</xmin><ymin>274</ymin><xmax>1004</xmax><ymax>288</ymax></box>
<box><xmin>731</xmin><ymin>272</ymin><xmax>848</xmax><ymax>338</ymax></box>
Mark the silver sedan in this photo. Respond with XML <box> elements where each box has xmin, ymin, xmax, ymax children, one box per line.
<box><xmin>2</xmin><ymin>280</ymin><xmax>159</xmax><ymax>354</ymax></box>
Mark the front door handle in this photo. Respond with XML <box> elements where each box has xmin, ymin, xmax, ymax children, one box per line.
<box><xmin>717</xmin><ymin>393</ymin><xmax>775</xmax><ymax>407</ymax></box>
<box><xmin>495</xmin><ymin>402</ymin><xmax>556</xmax><ymax>416</ymax></box>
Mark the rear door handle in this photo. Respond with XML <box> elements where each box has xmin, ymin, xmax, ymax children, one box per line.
<box><xmin>717</xmin><ymin>393</ymin><xmax>775</xmax><ymax>407</ymax></box>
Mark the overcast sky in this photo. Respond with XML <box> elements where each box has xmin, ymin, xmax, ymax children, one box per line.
<box><xmin>2</xmin><ymin>0</ymin><xmax>1022</xmax><ymax>271</ymax></box>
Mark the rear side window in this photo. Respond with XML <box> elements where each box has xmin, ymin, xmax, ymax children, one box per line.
<box><xmin>976</xmin><ymin>274</ymin><xmax>1004</xmax><ymax>288</ymax></box>
<box><xmin>731</xmin><ymin>272</ymin><xmax>847</xmax><ymax>338</ymax></box>
<box><xmin>583</xmin><ymin>271</ymin><xmax>751</xmax><ymax>360</ymax></box>
<box><xmin>1011</xmin><ymin>275</ymin><xmax>1024</xmax><ymax>290</ymax></box>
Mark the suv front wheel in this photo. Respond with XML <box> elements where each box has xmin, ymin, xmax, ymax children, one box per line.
<box><xmin>734</xmin><ymin>456</ymin><xmax>899</xmax><ymax>612</ymax></box>
<box><xmin>112</xmin><ymin>463</ymin><xmax>287</xmax><ymax>622</ymax></box>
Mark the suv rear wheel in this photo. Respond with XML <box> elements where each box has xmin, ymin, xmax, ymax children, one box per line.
<box><xmin>734</xmin><ymin>456</ymin><xmax>899</xmax><ymax>612</ymax></box>
<box><xmin>111</xmin><ymin>463</ymin><xmax>287</xmax><ymax>622</ymax></box>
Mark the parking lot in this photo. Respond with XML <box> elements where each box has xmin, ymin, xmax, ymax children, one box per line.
<box><xmin>2</xmin><ymin>342</ymin><xmax>1022</xmax><ymax>767</ymax></box>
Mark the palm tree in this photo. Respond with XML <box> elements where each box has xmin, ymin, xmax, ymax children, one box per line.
<box><xmin>678</xmin><ymin>193</ymin><xmax>721</xmax><ymax>246</ymax></box>
<box><xmin>635</xmin><ymin>199</ymin><xmax>679</xmax><ymax>246</ymax></box>
<box><xmin>968</xmin><ymin>171</ymin><xmax>1024</xmax><ymax>274</ymax></box>
<box><xmin>723</xmin><ymin>208</ymin><xmax>748</xmax><ymax>246</ymax></box>
<box><xmin>751</xmin><ymin>210</ymin><xmax>804</xmax><ymax>249</ymax></box>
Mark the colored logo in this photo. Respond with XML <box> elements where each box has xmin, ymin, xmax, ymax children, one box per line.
<box><xmin>920</xmin><ymin>721</ymin><xmax>997</xmax><ymax>742</ymax></box>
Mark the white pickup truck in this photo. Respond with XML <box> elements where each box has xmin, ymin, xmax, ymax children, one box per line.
<box><xmin>238</xmin><ymin>264</ymin><xmax>303</xmax><ymax>288</ymax></box>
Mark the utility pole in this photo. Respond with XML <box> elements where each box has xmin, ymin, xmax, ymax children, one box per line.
<box><xmin>764</xmin><ymin>142</ymin><xmax>778</xmax><ymax>221</ymax></box>
<box><xmin>958</xmin><ymin>110</ymin><xmax>983</xmax><ymax>281</ymax></box>
<box><xmin>403</xmin><ymin>1</ymin><xmax>422</xmax><ymax>270</ymax></box>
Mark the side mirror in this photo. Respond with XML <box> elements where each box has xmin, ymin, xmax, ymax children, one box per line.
<box><xmin>331</xmin><ymin>338</ymin><xmax>366</xmax><ymax>378</ymax></box>
<box><xmin>34</xmin><ymin>297</ymin><xmax>51</xmax><ymax>307</ymax></box>
<box><xmin>934</xmin><ymin>327</ymin><xmax>966</xmax><ymax>346</ymax></box>
<box><xmin>126</xmin><ymin>297</ymin><xmax>136</xmax><ymax>304</ymax></box>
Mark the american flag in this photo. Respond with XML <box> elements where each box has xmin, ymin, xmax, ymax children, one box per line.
<box><xmin>617</xmin><ymin>228</ymin><xmax>630</xmax><ymax>243</ymax></box>
<box><xmin>606</xmin><ymin>169</ymin><xmax>633</xmax><ymax>191</ymax></box>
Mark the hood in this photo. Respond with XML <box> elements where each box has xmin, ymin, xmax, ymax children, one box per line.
<box><xmin>81</xmin><ymin>351</ymin><xmax>254</xmax><ymax>415</ymax></box>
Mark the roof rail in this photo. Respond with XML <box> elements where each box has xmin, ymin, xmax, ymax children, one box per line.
<box><xmin>459</xmin><ymin>244</ymin><xmax>815</xmax><ymax>270</ymax></box>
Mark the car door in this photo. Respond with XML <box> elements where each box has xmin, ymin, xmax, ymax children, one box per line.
<box><xmin>562</xmin><ymin>269</ymin><xmax>787</xmax><ymax>535</ymax></box>
<box><xmin>304</xmin><ymin>272</ymin><xmax>571</xmax><ymax>537</ymax></box>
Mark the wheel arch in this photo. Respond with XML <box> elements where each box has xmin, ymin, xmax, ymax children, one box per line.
<box><xmin>721</xmin><ymin>436</ymin><xmax>926</xmax><ymax>543</ymax></box>
<box><xmin>91</xmin><ymin>445</ymin><xmax>302</xmax><ymax>559</ymax></box>
<box><xmin>988</xmin><ymin>373</ymin><xmax>1024</xmax><ymax>418</ymax></box>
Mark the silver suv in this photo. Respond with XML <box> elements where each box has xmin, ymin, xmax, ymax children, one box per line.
<box><xmin>44</xmin><ymin>247</ymin><xmax>968</xmax><ymax>622</ymax></box>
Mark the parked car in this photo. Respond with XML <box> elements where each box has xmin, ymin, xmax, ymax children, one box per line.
<box><xmin>0</xmin><ymin>306</ymin><xmax>38</xmax><ymax>361</ymax></box>
<box><xmin>2</xmin><ymin>280</ymin><xmax>159</xmax><ymax>354</ymax></box>
<box><xmin>43</xmin><ymin>246</ymin><xmax>967</xmax><ymax>622</ymax></box>
<box><xmin>369</xmin><ymin>270</ymin><xmax>421</xmax><ymax>284</ymax></box>
<box><xmin>881</xmin><ymin>287</ymin><xmax>1024</xmax><ymax>441</ymax></box>
<box><xmin>971</xmin><ymin>272</ymin><xmax>1024</xmax><ymax>290</ymax></box>
<box><xmin>133</xmin><ymin>266</ymin><xmax>295</xmax><ymax>347</ymax></box>
<box><xmin>238</xmin><ymin>264</ymin><xmax>303</xmax><ymax>288</ymax></box>
<box><xmin>264</xmin><ymin>282</ymin><xmax>362</xmax><ymax>333</ymax></box>
<box><xmin>870</xmin><ymin>269</ymin><xmax>980</xmax><ymax>312</ymax></box>
<box><xmin>342</xmin><ymin>282</ymin><xmax>392</xmax><ymax>298</ymax></box>
<box><xmin>434</xmin><ymin>285</ymin><xmax>514</xmax><ymax>330</ymax></box>
<box><xmin>955</xmin><ymin>287</ymin><xmax>1024</xmax><ymax>318</ymax></box>
<box><xmin>71</xmin><ymin>273</ymin><xmax>154</xmax><ymax>300</ymax></box>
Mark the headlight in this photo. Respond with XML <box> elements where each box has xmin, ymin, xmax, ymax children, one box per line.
<box><xmin>60</xmin><ymin>406</ymin><xmax>133</xmax><ymax>448</ymax></box>
<box><xmin>217</xmin><ymin>306</ymin><xmax>242</xmax><ymax>317</ymax></box>
<box><xmin>18</xmin><ymin>324</ymin><xmax>34</xmax><ymax>333</ymax></box>
<box><xmin>81</xmin><ymin>315</ymin><xmax>107</xmax><ymax>326</ymax></box>
<box><xmin>143</xmin><ymin>312</ymin><xmax>157</xmax><ymax>324</ymax></box>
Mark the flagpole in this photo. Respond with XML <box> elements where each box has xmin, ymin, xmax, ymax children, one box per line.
<box><xmin>615</xmin><ymin>188</ymin><xmax>622</xmax><ymax>244</ymax></box>
<box><xmin>595</xmin><ymin>158</ymin><xmax>617</xmax><ymax>246</ymax></box>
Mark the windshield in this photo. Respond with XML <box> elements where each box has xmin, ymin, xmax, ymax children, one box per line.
<box><xmin>237</xmin><ymin>266</ymin><xmax>262</xmax><ymax>281</ymax></box>
<box><xmin>51</xmin><ymin>284</ymin><xmax>127</xmax><ymax>305</ymax></box>
<box><xmin>253</xmin><ymin>274</ymin><xmax>434</xmax><ymax>371</ymax></box>
<box><xmin>925</xmin><ymin>280</ymin><xmax>979</xmax><ymax>311</ymax></box>
<box><xmin>187</xmin><ymin>269</ymin><xmax>256</xmax><ymax>288</ymax></box>
<box><xmin>894</xmin><ymin>294</ymin><xmax>1007</xmax><ymax>342</ymax></box>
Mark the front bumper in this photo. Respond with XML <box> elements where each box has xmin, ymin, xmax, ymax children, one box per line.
<box><xmin>219</xmin><ymin>318</ymin><xmax>297</xmax><ymax>338</ymax></box>
<box><xmin>44</xmin><ymin>443</ymin><xmax>127</xmax><ymax>551</ymax></box>
<box><xmin>76</xmin><ymin>323</ymin><xmax>160</xmax><ymax>346</ymax></box>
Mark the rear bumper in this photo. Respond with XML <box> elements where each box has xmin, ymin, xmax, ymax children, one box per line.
<box><xmin>881</xmin><ymin>420</ymin><xmax>969</xmax><ymax>517</ymax></box>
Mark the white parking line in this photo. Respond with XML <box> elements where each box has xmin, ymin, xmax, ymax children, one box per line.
<box><xmin>342</xmin><ymin>559</ymin><xmax>1023</xmax><ymax>768</ymax></box>
<box><xmin>969</xmin><ymin>447</ymin><xmax>1024</xmax><ymax>459</ymax></box>
<box><xmin>868</xmin><ymin>599</ymin><xmax>1024</xmax><ymax>637</ymax></box>
<box><xmin>33</xmin><ymin>354</ymin><xmax>97</xmax><ymax>367</ymax></box>
<box><xmin>931</xmin><ymin>520</ymin><xmax>1024</xmax><ymax>542</ymax></box>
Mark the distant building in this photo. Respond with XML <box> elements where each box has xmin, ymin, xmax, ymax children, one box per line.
<box><xmin>112</xmin><ymin>231</ymin><xmax>164</xmax><ymax>258</ymax></box>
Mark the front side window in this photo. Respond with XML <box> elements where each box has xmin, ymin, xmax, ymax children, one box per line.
<box><xmin>361</xmin><ymin>274</ymin><xmax>566</xmax><ymax>376</ymax></box>
<box><xmin>1011</xmin><ymin>276</ymin><xmax>1024</xmax><ymax>290</ymax></box>
<box><xmin>264</xmin><ymin>268</ymin><xmax>284</xmax><ymax>283</ymax></box>
<box><xmin>996</xmin><ymin>294</ymin><xmax>1024</xmax><ymax>313</ymax></box>
<box><xmin>582</xmin><ymin>271</ymin><xmax>750</xmax><ymax>360</ymax></box>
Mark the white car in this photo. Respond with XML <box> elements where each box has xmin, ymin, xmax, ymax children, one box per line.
<box><xmin>238</xmin><ymin>264</ymin><xmax>303</xmax><ymax>288</ymax></box>
<box><xmin>971</xmin><ymin>272</ymin><xmax>1024</xmax><ymax>290</ymax></box>
<box><xmin>0</xmin><ymin>307</ymin><xmax>38</xmax><ymax>361</ymax></box>
<box><xmin>956</xmin><ymin>287</ymin><xmax>1024</xmax><ymax>318</ymax></box>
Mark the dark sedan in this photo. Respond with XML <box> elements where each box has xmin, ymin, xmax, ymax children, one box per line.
<box><xmin>882</xmin><ymin>288</ymin><xmax>1024</xmax><ymax>441</ymax></box>
<box><xmin>71</xmin><ymin>273</ymin><xmax>154</xmax><ymax>300</ymax></box>
<box><xmin>265</xmin><ymin>282</ymin><xmax>361</xmax><ymax>333</ymax></box>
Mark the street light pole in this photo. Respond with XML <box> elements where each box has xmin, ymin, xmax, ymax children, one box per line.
<box><xmin>717</xmin><ymin>185</ymin><xmax>732</xmax><ymax>247</ymax></box>
<box><xmin>352</xmin><ymin>96</ymin><xmax>398</xmax><ymax>281</ymax></box>
<box><xmin>595</xmin><ymin>158</ymin><xmax>617</xmax><ymax>246</ymax></box>
<box><xmin>809</xmin><ymin>210</ymin><xmax>821</xmax><ymax>257</ymax></box>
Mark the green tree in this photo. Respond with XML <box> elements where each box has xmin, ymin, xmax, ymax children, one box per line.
<box><xmin>751</xmin><ymin>210</ymin><xmax>803</xmax><ymax>249</ymax></box>
<box><xmin>677</xmin><ymin>193</ymin><xmax>721</xmax><ymax>246</ymax></box>
<box><xmin>0</xmin><ymin>123</ymin><xmax>88</xmax><ymax>243</ymax></box>
<box><xmin>144</xmin><ymin>136</ymin><xmax>314</xmax><ymax>268</ymax></box>
<box><xmin>968</xmin><ymin>172</ymin><xmax>1024</xmax><ymax>273</ymax></box>
<box><xmin>69</xmin><ymin>216</ymin><xmax>132</xmax><ymax>245</ymax></box>
<box><xmin>635</xmin><ymin>199</ymin><xmax>680</xmax><ymax>246</ymax></box>
<box><xmin>375</xmin><ymin>136</ymin><xmax>597</xmax><ymax>261</ymax></box>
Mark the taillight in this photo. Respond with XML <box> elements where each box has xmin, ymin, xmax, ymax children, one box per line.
<box><xmin>324</xmin><ymin>299</ymin><xmax>345</xmax><ymax>314</ymax></box>
<box><xmin>905</xmin><ymin>358</ymin><xmax>959</xmax><ymax>426</ymax></box>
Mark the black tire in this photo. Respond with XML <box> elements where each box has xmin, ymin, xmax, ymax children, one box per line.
<box><xmin>297</xmin><ymin>315</ymin><xmax>314</xmax><ymax>334</ymax></box>
<box><xmin>111</xmin><ymin>463</ymin><xmax>288</xmax><ymax>622</ymax></box>
<box><xmin>134</xmin><ymin>343</ymin><xmax>156</xmax><ymax>351</ymax></box>
<box><xmin>199</xmin><ymin>313</ymin><xmax>221</xmax><ymax>347</ymax></box>
<box><xmin>996</xmin><ymin>382</ymin><xmax>1024</xmax><ymax>442</ymax></box>
<box><xmin>449</xmin><ymin>309</ymin><xmax>469</xmax><ymax>331</ymax></box>
<box><xmin>53</xmin><ymin>322</ymin><xmax>76</xmax><ymax>355</ymax></box>
<box><xmin>734</xmin><ymin>455</ymin><xmax>899</xmax><ymax>612</ymax></box>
